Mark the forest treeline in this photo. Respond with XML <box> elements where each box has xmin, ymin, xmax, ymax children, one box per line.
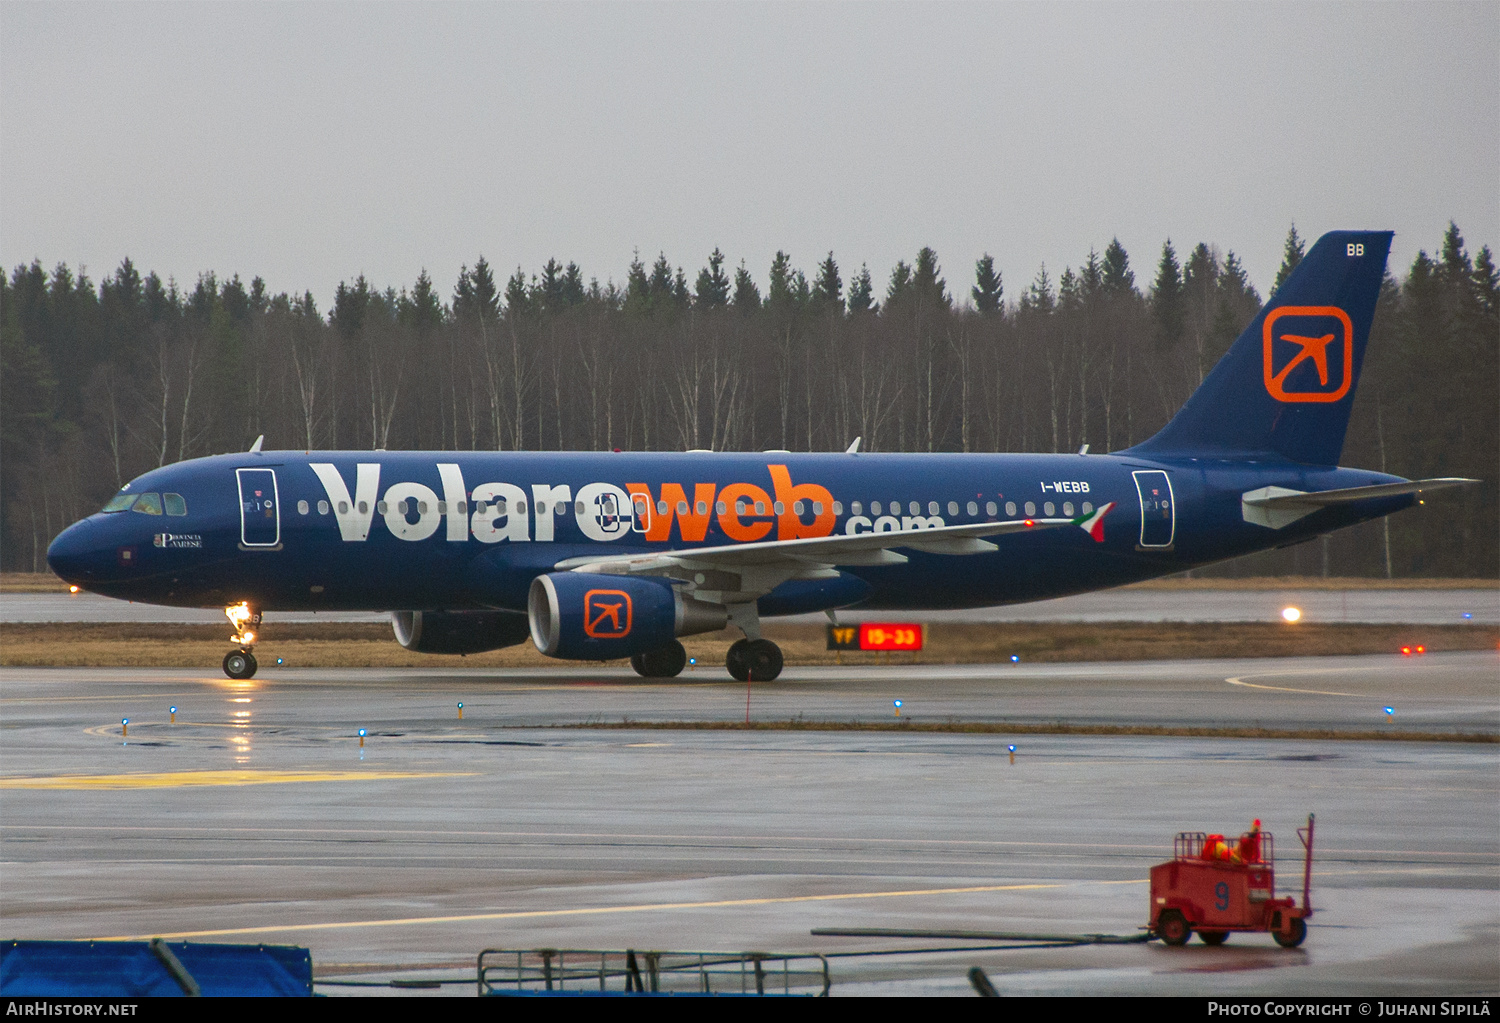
<box><xmin>2</xmin><ymin>224</ymin><xmax>1495</xmax><ymax>578</ymax></box>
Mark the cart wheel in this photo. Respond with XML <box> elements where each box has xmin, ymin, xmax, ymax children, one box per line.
<box><xmin>1272</xmin><ymin>917</ymin><xmax>1307</xmax><ymax>948</ymax></box>
<box><xmin>1157</xmin><ymin>910</ymin><xmax>1191</xmax><ymax>946</ymax></box>
<box><xmin>1199</xmin><ymin>930</ymin><xmax>1229</xmax><ymax>946</ymax></box>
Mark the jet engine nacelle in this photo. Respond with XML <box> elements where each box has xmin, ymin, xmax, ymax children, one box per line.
<box><xmin>391</xmin><ymin>610</ymin><xmax>532</xmax><ymax>654</ymax></box>
<box><xmin>528</xmin><ymin>571</ymin><xmax>727</xmax><ymax>660</ymax></box>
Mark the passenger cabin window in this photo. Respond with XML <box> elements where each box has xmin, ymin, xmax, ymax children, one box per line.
<box><xmin>102</xmin><ymin>493</ymin><xmax>136</xmax><ymax>513</ymax></box>
<box><xmin>164</xmin><ymin>493</ymin><xmax>187</xmax><ymax>516</ymax></box>
<box><xmin>131</xmin><ymin>493</ymin><xmax>163</xmax><ymax>516</ymax></box>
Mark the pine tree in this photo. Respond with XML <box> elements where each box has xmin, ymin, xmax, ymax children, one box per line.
<box><xmin>812</xmin><ymin>252</ymin><xmax>843</xmax><ymax>314</ymax></box>
<box><xmin>972</xmin><ymin>254</ymin><xmax>1003</xmax><ymax>314</ymax></box>
<box><xmin>1079</xmin><ymin>249</ymin><xmax>1103</xmax><ymax>298</ymax></box>
<box><xmin>1151</xmin><ymin>240</ymin><xmax>1183</xmax><ymax>350</ymax></box>
<box><xmin>561</xmin><ymin>262</ymin><xmax>585</xmax><ymax>307</ymax></box>
<box><xmin>401</xmin><ymin>270</ymin><xmax>443</xmax><ymax>334</ymax></box>
<box><xmin>331</xmin><ymin>276</ymin><xmax>371</xmax><ymax>338</ymax></box>
<box><xmin>1271</xmin><ymin>223</ymin><xmax>1305</xmax><ymax>295</ymax></box>
<box><xmin>694</xmin><ymin>249</ymin><xmax>731</xmax><ymax>308</ymax></box>
<box><xmin>1058</xmin><ymin>266</ymin><xmax>1081</xmax><ymax>311</ymax></box>
<box><xmin>912</xmin><ymin>247</ymin><xmax>949</xmax><ymax>309</ymax></box>
<box><xmin>539</xmin><ymin>258</ymin><xmax>566</xmax><ymax>312</ymax></box>
<box><xmin>649</xmin><ymin>253</ymin><xmax>675</xmax><ymax>308</ymax></box>
<box><xmin>504</xmin><ymin>267</ymin><xmax>534</xmax><ymax>318</ymax></box>
<box><xmin>624</xmin><ymin>251</ymin><xmax>651</xmax><ymax>315</ymax></box>
<box><xmin>847</xmin><ymin>264</ymin><xmax>875</xmax><ymax>314</ymax></box>
<box><xmin>732</xmin><ymin>261</ymin><xmax>760</xmax><ymax>313</ymax></box>
<box><xmin>767</xmin><ymin>251</ymin><xmax>796</xmax><ymax>310</ymax></box>
<box><xmin>1102</xmin><ymin>238</ymin><xmax>1135</xmax><ymax>296</ymax></box>
<box><xmin>1020</xmin><ymin>264</ymin><xmax>1054</xmax><ymax>314</ymax></box>
<box><xmin>885</xmin><ymin>260</ymin><xmax>913</xmax><ymax>308</ymax></box>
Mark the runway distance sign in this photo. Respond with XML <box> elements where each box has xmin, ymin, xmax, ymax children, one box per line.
<box><xmin>826</xmin><ymin>623</ymin><xmax>924</xmax><ymax>651</ymax></box>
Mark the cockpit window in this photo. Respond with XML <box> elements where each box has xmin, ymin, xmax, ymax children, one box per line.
<box><xmin>130</xmin><ymin>493</ymin><xmax>163</xmax><ymax>515</ymax></box>
<box><xmin>164</xmin><ymin>493</ymin><xmax>187</xmax><ymax>516</ymax></box>
<box><xmin>101</xmin><ymin>493</ymin><xmax>136</xmax><ymax>513</ymax></box>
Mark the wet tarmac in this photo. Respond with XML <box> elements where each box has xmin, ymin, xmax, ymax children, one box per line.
<box><xmin>2</xmin><ymin>657</ymin><xmax>1496</xmax><ymax>995</ymax></box>
<box><xmin>5</xmin><ymin>586</ymin><xmax>1496</xmax><ymax>624</ymax></box>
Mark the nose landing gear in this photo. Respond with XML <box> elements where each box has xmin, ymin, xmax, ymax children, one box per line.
<box><xmin>223</xmin><ymin>602</ymin><xmax>261</xmax><ymax>679</ymax></box>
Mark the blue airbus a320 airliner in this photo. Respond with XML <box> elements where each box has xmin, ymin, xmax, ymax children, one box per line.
<box><xmin>47</xmin><ymin>231</ymin><xmax>1475</xmax><ymax>680</ymax></box>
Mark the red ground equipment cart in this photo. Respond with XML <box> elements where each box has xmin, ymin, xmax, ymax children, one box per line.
<box><xmin>1148</xmin><ymin>814</ymin><xmax>1315</xmax><ymax>948</ymax></box>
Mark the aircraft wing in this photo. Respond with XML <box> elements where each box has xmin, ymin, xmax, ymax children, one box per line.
<box><xmin>553</xmin><ymin>504</ymin><xmax>1116</xmax><ymax>605</ymax></box>
<box><xmin>1241</xmin><ymin>478</ymin><xmax>1478</xmax><ymax>529</ymax></box>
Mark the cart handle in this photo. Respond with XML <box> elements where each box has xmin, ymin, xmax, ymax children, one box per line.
<box><xmin>1297</xmin><ymin>813</ymin><xmax>1315</xmax><ymax>916</ymax></box>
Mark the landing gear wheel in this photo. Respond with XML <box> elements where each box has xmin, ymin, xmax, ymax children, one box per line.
<box><xmin>1272</xmin><ymin>917</ymin><xmax>1307</xmax><ymax>948</ymax></box>
<box><xmin>739</xmin><ymin>639</ymin><xmax>782</xmax><ymax>682</ymax></box>
<box><xmin>1199</xmin><ymin>930</ymin><xmax>1228</xmax><ymax>946</ymax></box>
<box><xmin>726</xmin><ymin>639</ymin><xmax>750</xmax><ymax>681</ymax></box>
<box><xmin>223</xmin><ymin>650</ymin><xmax>257</xmax><ymax>680</ymax></box>
<box><xmin>1157</xmin><ymin>910</ymin><xmax>1191</xmax><ymax>947</ymax></box>
<box><xmin>630</xmin><ymin>640</ymin><xmax>687</xmax><ymax>679</ymax></box>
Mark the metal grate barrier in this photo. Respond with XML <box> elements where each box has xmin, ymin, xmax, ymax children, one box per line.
<box><xmin>477</xmin><ymin>948</ymin><xmax>829</xmax><ymax>997</ymax></box>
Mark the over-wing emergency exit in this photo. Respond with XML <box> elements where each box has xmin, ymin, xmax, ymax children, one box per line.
<box><xmin>46</xmin><ymin>231</ymin><xmax>1477</xmax><ymax>680</ymax></box>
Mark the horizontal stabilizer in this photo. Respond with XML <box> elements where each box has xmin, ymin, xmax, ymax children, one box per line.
<box><xmin>1242</xmin><ymin>478</ymin><xmax>1479</xmax><ymax>529</ymax></box>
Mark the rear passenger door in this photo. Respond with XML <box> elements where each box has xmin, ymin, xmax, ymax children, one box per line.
<box><xmin>237</xmin><ymin>468</ymin><xmax>281</xmax><ymax>548</ymax></box>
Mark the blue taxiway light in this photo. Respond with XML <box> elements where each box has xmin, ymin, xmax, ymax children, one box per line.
<box><xmin>1008</xmin><ymin>745</ymin><xmax>1016</xmax><ymax>752</ymax></box>
<box><xmin>893</xmin><ymin>700</ymin><xmax>902</xmax><ymax>708</ymax></box>
<box><xmin>1010</xmin><ymin>655</ymin><xmax>1020</xmax><ymax>663</ymax></box>
<box><xmin>1384</xmin><ymin>707</ymin><xmax>1395</xmax><ymax>716</ymax></box>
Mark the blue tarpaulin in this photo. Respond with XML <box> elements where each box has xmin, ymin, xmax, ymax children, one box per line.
<box><xmin>1</xmin><ymin>940</ymin><xmax>313</xmax><ymax>997</ymax></box>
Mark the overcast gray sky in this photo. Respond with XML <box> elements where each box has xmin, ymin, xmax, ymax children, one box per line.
<box><xmin>3</xmin><ymin>1</ymin><xmax>1496</xmax><ymax>309</ymax></box>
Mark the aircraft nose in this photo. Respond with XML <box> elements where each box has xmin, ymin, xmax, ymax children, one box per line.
<box><xmin>47</xmin><ymin>519</ymin><xmax>107</xmax><ymax>585</ymax></box>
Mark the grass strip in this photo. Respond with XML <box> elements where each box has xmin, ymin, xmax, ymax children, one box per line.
<box><xmin>543</xmin><ymin>719</ymin><xmax>1497</xmax><ymax>744</ymax></box>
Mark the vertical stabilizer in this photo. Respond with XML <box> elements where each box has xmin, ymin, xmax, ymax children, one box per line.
<box><xmin>1125</xmin><ymin>230</ymin><xmax>1392</xmax><ymax>465</ymax></box>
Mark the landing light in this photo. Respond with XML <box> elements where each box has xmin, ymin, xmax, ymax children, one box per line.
<box><xmin>1281</xmin><ymin>607</ymin><xmax>1302</xmax><ymax>623</ymax></box>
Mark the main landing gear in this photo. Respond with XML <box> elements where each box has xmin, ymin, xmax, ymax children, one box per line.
<box><xmin>630</xmin><ymin>640</ymin><xmax>687</xmax><ymax>679</ymax></box>
<box><xmin>726</xmin><ymin>638</ymin><xmax>783</xmax><ymax>682</ymax></box>
<box><xmin>222</xmin><ymin>602</ymin><xmax>260</xmax><ymax>680</ymax></box>
<box><xmin>626</xmin><ymin>603</ymin><xmax>785</xmax><ymax>682</ymax></box>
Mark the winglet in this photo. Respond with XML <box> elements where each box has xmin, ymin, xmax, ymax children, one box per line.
<box><xmin>249</xmin><ymin>435</ymin><xmax>264</xmax><ymax>454</ymax></box>
<box><xmin>1074</xmin><ymin>501</ymin><xmax>1115</xmax><ymax>542</ymax></box>
<box><xmin>845</xmin><ymin>436</ymin><xmax>862</xmax><ymax>454</ymax></box>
